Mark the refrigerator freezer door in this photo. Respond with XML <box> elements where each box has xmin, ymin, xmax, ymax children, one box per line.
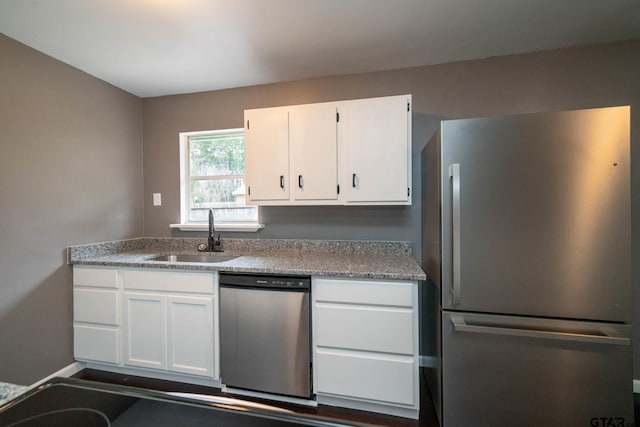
<box><xmin>442</xmin><ymin>311</ymin><xmax>633</xmax><ymax>427</ymax></box>
<box><xmin>440</xmin><ymin>106</ymin><xmax>631</xmax><ymax>322</ymax></box>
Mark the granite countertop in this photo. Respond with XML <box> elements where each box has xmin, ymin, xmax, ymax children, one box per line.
<box><xmin>68</xmin><ymin>238</ymin><xmax>426</xmax><ymax>281</ymax></box>
<box><xmin>0</xmin><ymin>382</ymin><xmax>28</xmax><ymax>407</ymax></box>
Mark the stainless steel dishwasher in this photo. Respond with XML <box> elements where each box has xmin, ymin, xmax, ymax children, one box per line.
<box><xmin>219</xmin><ymin>273</ymin><xmax>311</xmax><ymax>399</ymax></box>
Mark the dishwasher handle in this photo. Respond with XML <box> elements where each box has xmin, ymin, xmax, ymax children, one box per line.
<box><xmin>220</xmin><ymin>283</ymin><xmax>309</xmax><ymax>292</ymax></box>
<box><xmin>450</xmin><ymin>315</ymin><xmax>630</xmax><ymax>346</ymax></box>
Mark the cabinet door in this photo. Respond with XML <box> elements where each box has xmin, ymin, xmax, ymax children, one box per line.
<box><xmin>244</xmin><ymin>108</ymin><xmax>290</xmax><ymax>201</ymax></box>
<box><xmin>124</xmin><ymin>292</ymin><xmax>166</xmax><ymax>370</ymax></box>
<box><xmin>290</xmin><ymin>103</ymin><xmax>339</xmax><ymax>201</ymax></box>
<box><xmin>341</xmin><ymin>95</ymin><xmax>411</xmax><ymax>203</ymax></box>
<box><xmin>167</xmin><ymin>295</ymin><xmax>214</xmax><ymax>378</ymax></box>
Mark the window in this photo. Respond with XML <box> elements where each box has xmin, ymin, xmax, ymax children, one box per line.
<box><xmin>172</xmin><ymin>129</ymin><xmax>261</xmax><ymax>231</ymax></box>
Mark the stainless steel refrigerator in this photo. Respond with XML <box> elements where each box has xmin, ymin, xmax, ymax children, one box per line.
<box><xmin>422</xmin><ymin>106</ymin><xmax>633</xmax><ymax>427</ymax></box>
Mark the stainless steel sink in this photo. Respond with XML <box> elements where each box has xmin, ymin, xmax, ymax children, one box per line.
<box><xmin>150</xmin><ymin>254</ymin><xmax>238</xmax><ymax>263</ymax></box>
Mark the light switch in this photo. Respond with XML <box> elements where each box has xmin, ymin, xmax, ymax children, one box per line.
<box><xmin>153</xmin><ymin>193</ymin><xmax>162</xmax><ymax>206</ymax></box>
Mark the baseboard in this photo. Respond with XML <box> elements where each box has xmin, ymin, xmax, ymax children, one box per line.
<box><xmin>80</xmin><ymin>362</ymin><xmax>222</xmax><ymax>389</ymax></box>
<box><xmin>634</xmin><ymin>379</ymin><xmax>640</xmax><ymax>393</ymax></box>
<box><xmin>318</xmin><ymin>394</ymin><xmax>419</xmax><ymax>420</ymax></box>
<box><xmin>28</xmin><ymin>362</ymin><xmax>85</xmax><ymax>389</ymax></box>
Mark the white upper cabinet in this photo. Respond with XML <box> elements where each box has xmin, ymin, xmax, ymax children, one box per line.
<box><xmin>244</xmin><ymin>94</ymin><xmax>412</xmax><ymax>206</ymax></box>
<box><xmin>340</xmin><ymin>95</ymin><xmax>411</xmax><ymax>204</ymax></box>
<box><xmin>290</xmin><ymin>103</ymin><xmax>339</xmax><ymax>201</ymax></box>
<box><xmin>244</xmin><ymin>107</ymin><xmax>290</xmax><ymax>201</ymax></box>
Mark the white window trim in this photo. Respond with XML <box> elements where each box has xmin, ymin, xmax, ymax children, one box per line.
<box><xmin>170</xmin><ymin>129</ymin><xmax>264</xmax><ymax>232</ymax></box>
<box><xmin>169</xmin><ymin>222</ymin><xmax>264</xmax><ymax>232</ymax></box>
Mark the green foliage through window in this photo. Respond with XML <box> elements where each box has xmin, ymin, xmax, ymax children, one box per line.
<box><xmin>189</xmin><ymin>134</ymin><xmax>245</xmax><ymax>177</ymax></box>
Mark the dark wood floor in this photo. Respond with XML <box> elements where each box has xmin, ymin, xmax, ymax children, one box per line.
<box><xmin>73</xmin><ymin>369</ymin><xmax>639</xmax><ymax>427</ymax></box>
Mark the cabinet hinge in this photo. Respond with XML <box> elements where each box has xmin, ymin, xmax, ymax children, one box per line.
<box><xmin>246</xmin><ymin>120</ymin><xmax>250</xmax><ymax>130</ymax></box>
<box><xmin>336</xmin><ymin>112</ymin><xmax>340</xmax><ymax>122</ymax></box>
<box><xmin>408</xmin><ymin>187</ymin><xmax>410</xmax><ymax>197</ymax></box>
<box><xmin>407</xmin><ymin>102</ymin><xmax>410</xmax><ymax>112</ymax></box>
<box><xmin>337</xmin><ymin>184</ymin><xmax>340</xmax><ymax>194</ymax></box>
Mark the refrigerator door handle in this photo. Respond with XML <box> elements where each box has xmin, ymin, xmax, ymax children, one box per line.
<box><xmin>450</xmin><ymin>315</ymin><xmax>630</xmax><ymax>346</ymax></box>
<box><xmin>449</xmin><ymin>163</ymin><xmax>461</xmax><ymax>305</ymax></box>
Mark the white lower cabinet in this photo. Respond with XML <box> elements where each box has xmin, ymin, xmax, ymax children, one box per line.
<box><xmin>73</xmin><ymin>266</ymin><xmax>121</xmax><ymax>365</ymax></box>
<box><xmin>313</xmin><ymin>277</ymin><xmax>419</xmax><ymax>419</ymax></box>
<box><xmin>123</xmin><ymin>270</ymin><xmax>216</xmax><ymax>378</ymax></box>
<box><xmin>73</xmin><ymin>265</ymin><xmax>419</xmax><ymax>418</ymax></box>
<box><xmin>73</xmin><ymin>266</ymin><xmax>217</xmax><ymax>381</ymax></box>
<box><xmin>123</xmin><ymin>292</ymin><xmax>214</xmax><ymax>377</ymax></box>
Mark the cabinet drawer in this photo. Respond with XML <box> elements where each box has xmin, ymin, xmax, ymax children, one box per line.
<box><xmin>74</xmin><ymin>289</ymin><xmax>119</xmax><ymax>325</ymax></box>
<box><xmin>314</xmin><ymin>278</ymin><xmax>414</xmax><ymax>307</ymax></box>
<box><xmin>123</xmin><ymin>270</ymin><xmax>214</xmax><ymax>294</ymax></box>
<box><xmin>316</xmin><ymin>304</ymin><xmax>414</xmax><ymax>354</ymax></box>
<box><xmin>316</xmin><ymin>349</ymin><xmax>415</xmax><ymax>406</ymax></box>
<box><xmin>73</xmin><ymin>266</ymin><xmax>118</xmax><ymax>288</ymax></box>
<box><xmin>74</xmin><ymin>325</ymin><xmax>120</xmax><ymax>364</ymax></box>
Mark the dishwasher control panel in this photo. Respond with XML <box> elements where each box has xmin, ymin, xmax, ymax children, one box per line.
<box><xmin>219</xmin><ymin>273</ymin><xmax>310</xmax><ymax>290</ymax></box>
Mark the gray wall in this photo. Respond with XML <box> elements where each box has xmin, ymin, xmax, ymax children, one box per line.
<box><xmin>0</xmin><ymin>34</ymin><xmax>144</xmax><ymax>384</ymax></box>
<box><xmin>143</xmin><ymin>39</ymin><xmax>640</xmax><ymax>377</ymax></box>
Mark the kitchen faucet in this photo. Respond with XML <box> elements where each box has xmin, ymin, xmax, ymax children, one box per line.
<box><xmin>207</xmin><ymin>208</ymin><xmax>224</xmax><ymax>252</ymax></box>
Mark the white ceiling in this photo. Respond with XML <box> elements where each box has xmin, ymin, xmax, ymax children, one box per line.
<box><xmin>1</xmin><ymin>0</ymin><xmax>639</xmax><ymax>98</ymax></box>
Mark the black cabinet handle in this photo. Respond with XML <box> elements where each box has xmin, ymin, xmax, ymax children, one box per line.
<box><xmin>352</xmin><ymin>173</ymin><xmax>357</xmax><ymax>188</ymax></box>
<box><xmin>298</xmin><ymin>175</ymin><xmax>303</xmax><ymax>188</ymax></box>
<box><xmin>280</xmin><ymin>175</ymin><xmax>285</xmax><ymax>189</ymax></box>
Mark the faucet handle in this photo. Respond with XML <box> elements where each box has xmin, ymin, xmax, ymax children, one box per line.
<box><xmin>214</xmin><ymin>234</ymin><xmax>224</xmax><ymax>252</ymax></box>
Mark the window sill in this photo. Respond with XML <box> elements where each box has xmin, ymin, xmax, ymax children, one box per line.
<box><xmin>170</xmin><ymin>222</ymin><xmax>265</xmax><ymax>232</ymax></box>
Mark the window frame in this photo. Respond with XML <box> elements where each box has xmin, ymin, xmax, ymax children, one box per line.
<box><xmin>170</xmin><ymin>128</ymin><xmax>263</xmax><ymax>232</ymax></box>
